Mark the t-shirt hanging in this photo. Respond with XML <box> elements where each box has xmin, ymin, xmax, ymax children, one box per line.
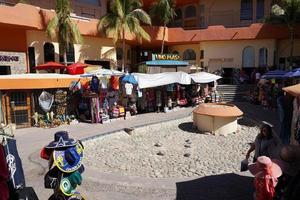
<box><xmin>110</xmin><ymin>76</ymin><xmax>119</xmax><ymax>90</ymax></box>
<box><xmin>125</xmin><ymin>83</ymin><xmax>133</xmax><ymax>95</ymax></box>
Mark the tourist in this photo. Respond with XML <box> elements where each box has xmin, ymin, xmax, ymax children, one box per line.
<box><xmin>248</xmin><ymin>156</ymin><xmax>283</xmax><ymax>200</ymax></box>
<box><xmin>245</xmin><ymin>124</ymin><xmax>282</xmax><ymax>162</ymax></box>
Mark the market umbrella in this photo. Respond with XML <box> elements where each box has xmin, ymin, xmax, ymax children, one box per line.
<box><xmin>81</xmin><ymin>68</ymin><xmax>124</xmax><ymax>77</ymax></box>
<box><xmin>284</xmin><ymin>68</ymin><xmax>300</xmax><ymax>78</ymax></box>
<box><xmin>261</xmin><ymin>70</ymin><xmax>289</xmax><ymax>79</ymax></box>
<box><xmin>35</xmin><ymin>62</ymin><xmax>66</xmax><ymax>70</ymax></box>
<box><xmin>121</xmin><ymin>74</ymin><xmax>138</xmax><ymax>85</ymax></box>
<box><xmin>190</xmin><ymin>72</ymin><xmax>222</xmax><ymax>83</ymax></box>
<box><xmin>67</xmin><ymin>62</ymin><xmax>88</xmax><ymax>75</ymax></box>
<box><xmin>283</xmin><ymin>84</ymin><xmax>300</xmax><ymax>97</ymax></box>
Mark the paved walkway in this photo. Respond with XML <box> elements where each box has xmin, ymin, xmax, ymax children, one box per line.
<box><xmin>14</xmin><ymin>103</ymin><xmax>279</xmax><ymax>199</ymax></box>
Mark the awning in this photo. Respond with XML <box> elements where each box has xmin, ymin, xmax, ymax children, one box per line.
<box><xmin>261</xmin><ymin>70</ymin><xmax>289</xmax><ymax>79</ymax></box>
<box><xmin>0</xmin><ymin>73</ymin><xmax>81</xmax><ymax>90</ymax></box>
<box><xmin>190</xmin><ymin>72</ymin><xmax>222</xmax><ymax>83</ymax></box>
<box><xmin>132</xmin><ymin>72</ymin><xmax>191</xmax><ymax>89</ymax></box>
<box><xmin>283</xmin><ymin>84</ymin><xmax>300</xmax><ymax>97</ymax></box>
<box><xmin>145</xmin><ymin>60</ymin><xmax>189</xmax><ymax>66</ymax></box>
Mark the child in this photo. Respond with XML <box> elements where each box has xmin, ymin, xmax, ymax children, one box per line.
<box><xmin>248</xmin><ymin>156</ymin><xmax>283</xmax><ymax>200</ymax></box>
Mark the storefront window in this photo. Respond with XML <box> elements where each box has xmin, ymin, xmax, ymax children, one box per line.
<box><xmin>78</xmin><ymin>0</ymin><xmax>101</xmax><ymax>6</ymax></box>
<box><xmin>242</xmin><ymin>46</ymin><xmax>255</xmax><ymax>68</ymax></box>
<box><xmin>259</xmin><ymin>48</ymin><xmax>268</xmax><ymax>67</ymax></box>
<box><xmin>183</xmin><ymin>49</ymin><xmax>196</xmax><ymax>60</ymax></box>
<box><xmin>240</xmin><ymin>0</ymin><xmax>253</xmax><ymax>20</ymax></box>
<box><xmin>44</xmin><ymin>42</ymin><xmax>55</xmax><ymax>63</ymax></box>
<box><xmin>185</xmin><ymin>5</ymin><xmax>196</xmax><ymax>18</ymax></box>
<box><xmin>256</xmin><ymin>0</ymin><xmax>265</xmax><ymax>20</ymax></box>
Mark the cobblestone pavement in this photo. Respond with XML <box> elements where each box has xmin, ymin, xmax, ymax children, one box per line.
<box><xmin>14</xmin><ymin>103</ymin><xmax>279</xmax><ymax>200</ymax></box>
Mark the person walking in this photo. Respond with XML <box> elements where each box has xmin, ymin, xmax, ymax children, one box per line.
<box><xmin>246</xmin><ymin>124</ymin><xmax>282</xmax><ymax>162</ymax></box>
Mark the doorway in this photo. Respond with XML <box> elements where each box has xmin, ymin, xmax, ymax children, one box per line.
<box><xmin>0</xmin><ymin>66</ymin><xmax>11</xmax><ymax>75</ymax></box>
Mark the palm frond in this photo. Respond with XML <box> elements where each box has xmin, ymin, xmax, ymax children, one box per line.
<box><xmin>131</xmin><ymin>9</ymin><xmax>152</xmax><ymax>25</ymax></box>
<box><xmin>46</xmin><ymin>16</ymin><xmax>58</xmax><ymax>40</ymax></box>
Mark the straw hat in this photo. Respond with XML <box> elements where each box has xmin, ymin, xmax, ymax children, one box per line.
<box><xmin>248</xmin><ymin>156</ymin><xmax>282</xmax><ymax>178</ymax></box>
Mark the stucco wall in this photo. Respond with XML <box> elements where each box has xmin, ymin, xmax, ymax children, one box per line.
<box><xmin>169</xmin><ymin>39</ymin><xmax>276</xmax><ymax>72</ymax></box>
<box><xmin>26</xmin><ymin>30</ymin><xmax>117</xmax><ymax>67</ymax></box>
<box><xmin>277</xmin><ymin>39</ymin><xmax>300</xmax><ymax>58</ymax></box>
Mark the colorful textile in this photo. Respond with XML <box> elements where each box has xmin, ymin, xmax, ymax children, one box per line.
<box><xmin>254</xmin><ymin>172</ymin><xmax>277</xmax><ymax>200</ymax></box>
<box><xmin>110</xmin><ymin>76</ymin><xmax>119</xmax><ymax>90</ymax></box>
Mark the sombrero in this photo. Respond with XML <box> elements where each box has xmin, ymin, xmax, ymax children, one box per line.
<box><xmin>59</xmin><ymin>166</ymin><xmax>85</xmax><ymax>196</ymax></box>
<box><xmin>68</xmin><ymin>193</ymin><xmax>86</xmax><ymax>200</ymax></box>
<box><xmin>45</xmin><ymin>131</ymin><xmax>77</xmax><ymax>150</ymax></box>
<box><xmin>248</xmin><ymin>156</ymin><xmax>282</xmax><ymax>178</ymax></box>
<box><xmin>53</xmin><ymin>142</ymin><xmax>84</xmax><ymax>173</ymax></box>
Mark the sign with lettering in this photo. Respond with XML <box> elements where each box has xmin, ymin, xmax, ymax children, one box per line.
<box><xmin>152</xmin><ymin>54</ymin><xmax>180</xmax><ymax>61</ymax></box>
<box><xmin>0</xmin><ymin>51</ymin><xmax>27</xmax><ymax>74</ymax></box>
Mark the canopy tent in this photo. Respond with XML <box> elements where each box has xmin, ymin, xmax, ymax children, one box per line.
<box><xmin>284</xmin><ymin>68</ymin><xmax>300</xmax><ymax>78</ymax></box>
<box><xmin>35</xmin><ymin>62</ymin><xmax>66</xmax><ymax>70</ymax></box>
<box><xmin>283</xmin><ymin>84</ymin><xmax>300</xmax><ymax>97</ymax></box>
<box><xmin>81</xmin><ymin>68</ymin><xmax>124</xmax><ymax>77</ymax></box>
<box><xmin>121</xmin><ymin>74</ymin><xmax>138</xmax><ymax>85</ymax></box>
<box><xmin>190</xmin><ymin>72</ymin><xmax>222</xmax><ymax>83</ymax></box>
<box><xmin>67</xmin><ymin>62</ymin><xmax>88</xmax><ymax>75</ymax></box>
<box><xmin>261</xmin><ymin>70</ymin><xmax>289</xmax><ymax>79</ymax></box>
<box><xmin>145</xmin><ymin>60</ymin><xmax>189</xmax><ymax>66</ymax></box>
<box><xmin>132</xmin><ymin>72</ymin><xmax>191</xmax><ymax>89</ymax></box>
<box><xmin>0</xmin><ymin>73</ymin><xmax>81</xmax><ymax>90</ymax></box>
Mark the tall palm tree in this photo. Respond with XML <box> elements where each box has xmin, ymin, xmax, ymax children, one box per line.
<box><xmin>150</xmin><ymin>0</ymin><xmax>176</xmax><ymax>54</ymax></box>
<box><xmin>98</xmin><ymin>0</ymin><xmax>151</xmax><ymax>72</ymax></box>
<box><xmin>46</xmin><ymin>0</ymin><xmax>82</xmax><ymax>66</ymax></box>
<box><xmin>266</xmin><ymin>0</ymin><xmax>300</xmax><ymax>69</ymax></box>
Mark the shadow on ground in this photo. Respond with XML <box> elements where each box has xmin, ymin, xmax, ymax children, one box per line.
<box><xmin>178</xmin><ymin>122</ymin><xmax>200</xmax><ymax>134</ymax></box>
<box><xmin>238</xmin><ymin>117</ymin><xmax>257</xmax><ymax>127</ymax></box>
<box><xmin>176</xmin><ymin>173</ymin><xmax>253</xmax><ymax>200</ymax></box>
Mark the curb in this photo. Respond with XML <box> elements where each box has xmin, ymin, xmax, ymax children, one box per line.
<box><xmin>81</xmin><ymin>109</ymin><xmax>193</xmax><ymax>142</ymax></box>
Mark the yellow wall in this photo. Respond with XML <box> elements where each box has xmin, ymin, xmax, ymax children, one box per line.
<box><xmin>26</xmin><ymin>30</ymin><xmax>117</xmax><ymax>68</ymax></box>
<box><xmin>169</xmin><ymin>39</ymin><xmax>276</xmax><ymax>72</ymax></box>
<box><xmin>169</xmin><ymin>44</ymin><xmax>200</xmax><ymax>65</ymax></box>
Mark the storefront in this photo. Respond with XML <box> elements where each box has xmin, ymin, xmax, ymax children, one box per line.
<box><xmin>139</xmin><ymin>54</ymin><xmax>190</xmax><ymax>74</ymax></box>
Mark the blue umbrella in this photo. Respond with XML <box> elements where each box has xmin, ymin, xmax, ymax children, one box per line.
<box><xmin>284</xmin><ymin>68</ymin><xmax>300</xmax><ymax>78</ymax></box>
<box><xmin>121</xmin><ymin>74</ymin><xmax>138</xmax><ymax>85</ymax></box>
<box><xmin>261</xmin><ymin>70</ymin><xmax>289</xmax><ymax>79</ymax></box>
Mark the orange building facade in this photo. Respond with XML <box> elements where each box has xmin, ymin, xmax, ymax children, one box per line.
<box><xmin>0</xmin><ymin>0</ymin><xmax>299</xmax><ymax>75</ymax></box>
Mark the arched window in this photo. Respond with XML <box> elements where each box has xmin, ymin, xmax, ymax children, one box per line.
<box><xmin>185</xmin><ymin>5</ymin><xmax>196</xmax><ymax>18</ymax></box>
<box><xmin>117</xmin><ymin>48</ymin><xmax>123</xmax><ymax>60</ymax></box>
<box><xmin>175</xmin><ymin>9</ymin><xmax>182</xmax><ymax>20</ymax></box>
<box><xmin>242</xmin><ymin>46</ymin><xmax>255</xmax><ymax>68</ymax></box>
<box><xmin>44</xmin><ymin>42</ymin><xmax>55</xmax><ymax>62</ymax></box>
<box><xmin>59</xmin><ymin>44</ymin><xmax>75</xmax><ymax>64</ymax></box>
<box><xmin>183</xmin><ymin>49</ymin><xmax>196</xmax><ymax>60</ymax></box>
<box><xmin>256</xmin><ymin>0</ymin><xmax>265</xmax><ymax>19</ymax></box>
<box><xmin>240</xmin><ymin>0</ymin><xmax>253</xmax><ymax>20</ymax></box>
<box><xmin>259</xmin><ymin>48</ymin><xmax>268</xmax><ymax>67</ymax></box>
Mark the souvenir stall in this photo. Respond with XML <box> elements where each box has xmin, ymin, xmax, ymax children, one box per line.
<box><xmin>0</xmin><ymin>74</ymin><xmax>80</xmax><ymax>128</ymax></box>
<box><xmin>73</xmin><ymin>69</ymin><xmax>125</xmax><ymax>123</ymax></box>
<box><xmin>132</xmin><ymin>72</ymin><xmax>192</xmax><ymax>112</ymax></box>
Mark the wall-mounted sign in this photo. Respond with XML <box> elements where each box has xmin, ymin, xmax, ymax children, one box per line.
<box><xmin>152</xmin><ymin>54</ymin><xmax>180</xmax><ymax>61</ymax></box>
<box><xmin>0</xmin><ymin>51</ymin><xmax>27</xmax><ymax>74</ymax></box>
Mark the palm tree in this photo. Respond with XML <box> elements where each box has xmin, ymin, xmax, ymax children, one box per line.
<box><xmin>150</xmin><ymin>0</ymin><xmax>176</xmax><ymax>54</ymax></box>
<box><xmin>98</xmin><ymin>0</ymin><xmax>151</xmax><ymax>72</ymax></box>
<box><xmin>266</xmin><ymin>0</ymin><xmax>300</xmax><ymax>69</ymax></box>
<box><xmin>46</xmin><ymin>0</ymin><xmax>82</xmax><ymax>66</ymax></box>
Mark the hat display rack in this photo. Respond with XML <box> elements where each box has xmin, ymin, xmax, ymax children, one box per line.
<box><xmin>42</xmin><ymin>131</ymin><xmax>86</xmax><ymax>200</ymax></box>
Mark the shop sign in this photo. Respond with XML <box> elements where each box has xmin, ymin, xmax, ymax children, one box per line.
<box><xmin>152</xmin><ymin>54</ymin><xmax>180</xmax><ymax>61</ymax></box>
<box><xmin>0</xmin><ymin>51</ymin><xmax>27</xmax><ymax>74</ymax></box>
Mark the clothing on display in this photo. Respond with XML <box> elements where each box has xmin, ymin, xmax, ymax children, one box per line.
<box><xmin>110</xmin><ymin>76</ymin><xmax>120</xmax><ymax>90</ymax></box>
<box><xmin>0</xmin><ymin>145</ymin><xmax>9</xmax><ymax>200</ymax></box>
<box><xmin>90</xmin><ymin>76</ymin><xmax>100</xmax><ymax>93</ymax></box>
<box><xmin>125</xmin><ymin>83</ymin><xmax>133</xmax><ymax>95</ymax></box>
<box><xmin>100</xmin><ymin>77</ymin><xmax>108</xmax><ymax>89</ymax></box>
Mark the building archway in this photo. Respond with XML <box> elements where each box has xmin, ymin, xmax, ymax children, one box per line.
<box><xmin>183</xmin><ymin>49</ymin><xmax>196</xmax><ymax>61</ymax></box>
<box><xmin>259</xmin><ymin>48</ymin><xmax>268</xmax><ymax>67</ymax></box>
<box><xmin>44</xmin><ymin>42</ymin><xmax>55</xmax><ymax>63</ymax></box>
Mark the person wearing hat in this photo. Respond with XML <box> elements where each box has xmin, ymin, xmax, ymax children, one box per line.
<box><xmin>41</xmin><ymin>131</ymin><xmax>85</xmax><ymax>200</ymax></box>
<box><xmin>248</xmin><ymin>156</ymin><xmax>283</xmax><ymax>200</ymax></box>
<box><xmin>245</xmin><ymin>124</ymin><xmax>282</xmax><ymax>162</ymax></box>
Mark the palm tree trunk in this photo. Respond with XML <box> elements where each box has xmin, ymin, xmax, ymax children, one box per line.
<box><xmin>161</xmin><ymin>23</ymin><xmax>166</xmax><ymax>54</ymax></box>
<box><xmin>289</xmin><ymin>27</ymin><xmax>295</xmax><ymax>70</ymax></box>
<box><xmin>122</xmin><ymin>28</ymin><xmax>125</xmax><ymax>72</ymax></box>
